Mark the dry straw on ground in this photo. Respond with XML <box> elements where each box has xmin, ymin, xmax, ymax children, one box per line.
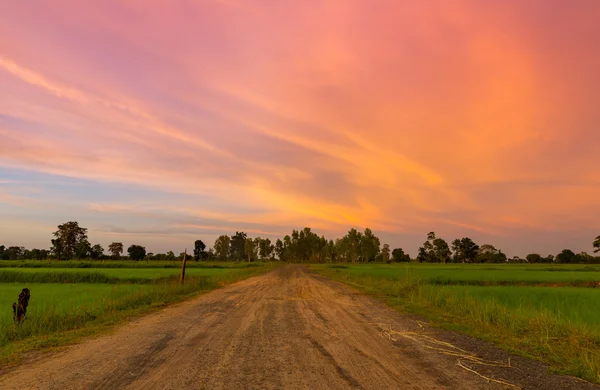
<box><xmin>373</xmin><ymin>319</ymin><xmax>520</xmax><ymax>388</ymax></box>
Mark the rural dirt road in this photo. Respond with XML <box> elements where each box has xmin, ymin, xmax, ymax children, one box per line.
<box><xmin>0</xmin><ymin>265</ymin><xmax>596</xmax><ymax>390</ymax></box>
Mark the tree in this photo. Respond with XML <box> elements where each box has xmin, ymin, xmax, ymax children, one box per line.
<box><xmin>127</xmin><ymin>245</ymin><xmax>146</xmax><ymax>261</ymax></box>
<box><xmin>392</xmin><ymin>248</ymin><xmax>411</xmax><ymax>262</ymax></box>
<box><xmin>108</xmin><ymin>242</ymin><xmax>124</xmax><ymax>260</ymax></box>
<box><xmin>244</xmin><ymin>238</ymin><xmax>255</xmax><ymax>262</ymax></box>
<box><xmin>89</xmin><ymin>244</ymin><xmax>104</xmax><ymax>259</ymax></box>
<box><xmin>432</xmin><ymin>238</ymin><xmax>451</xmax><ymax>263</ymax></box>
<box><xmin>76</xmin><ymin>239</ymin><xmax>91</xmax><ymax>259</ymax></box>
<box><xmin>526</xmin><ymin>253</ymin><xmax>542</xmax><ymax>264</ymax></box>
<box><xmin>418</xmin><ymin>232</ymin><xmax>436</xmax><ymax>262</ymax></box>
<box><xmin>556</xmin><ymin>249</ymin><xmax>577</xmax><ymax>264</ymax></box>
<box><xmin>476</xmin><ymin>244</ymin><xmax>506</xmax><ymax>263</ymax></box>
<box><xmin>51</xmin><ymin>221</ymin><xmax>88</xmax><ymax>260</ymax></box>
<box><xmin>230</xmin><ymin>232</ymin><xmax>247</xmax><ymax>261</ymax></box>
<box><xmin>381</xmin><ymin>244</ymin><xmax>391</xmax><ymax>263</ymax></box>
<box><xmin>30</xmin><ymin>248</ymin><xmax>48</xmax><ymax>261</ymax></box>
<box><xmin>343</xmin><ymin>228</ymin><xmax>363</xmax><ymax>263</ymax></box>
<box><xmin>594</xmin><ymin>236</ymin><xmax>600</xmax><ymax>253</ymax></box>
<box><xmin>578</xmin><ymin>252</ymin><xmax>594</xmax><ymax>263</ymax></box>
<box><xmin>275</xmin><ymin>239</ymin><xmax>285</xmax><ymax>261</ymax></box>
<box><xmin>214</xmin><ymin>235</ymin><xmax>231</xmax><ymax>260</ymax></box>
<box><xmin>258</xmin><ymin>238</ymin><xmax>274</xmax><ymax>260</ymax></box>
<box><xmin>416</xmin><ymin>246</ymin><xmax>428</xmax><ymax>263</ymax></box>
<box><xmin>3</xmin><ymin>246</ymin><xmax>24</xmax><ymax>260</ymax></box>
<box><xmin>451</xmin><ymin>238</ymin><xmax>479</xmax><ymax>263</ymax></box>
<box><xmin>361</xmin><ymin>228</ymin><xmax>381</xmax><ymax>262</ymax></box>
<box><xmin>205</xmin><ymin>248</ymin><xmax>216</xmax><ymax>261</ymax></box>
<box><xmin>418</xmin><ymin>232</ymin><xmax>450</xmax><ymax>263</ymax></box>
<box><xmin>193</xmin><ymin>240</ymin><xmax>207</xmax><ymax>261</ymax></box>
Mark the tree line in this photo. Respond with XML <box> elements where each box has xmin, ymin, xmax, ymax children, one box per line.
<box><xmin>1</xmin><ymin>221</ymin><xmax>599</xmax><ymax>264</ymax></box>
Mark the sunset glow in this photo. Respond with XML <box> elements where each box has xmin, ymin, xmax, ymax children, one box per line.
<box><xmin>1</xmin><ymin>1</ymin><xmax>599</xmax><ymax>255</ymax></box>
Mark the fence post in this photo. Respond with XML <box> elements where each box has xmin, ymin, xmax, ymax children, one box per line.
<box><xmin>180</xmin><ymin>249</ymin><xmax>187</xmax><ymax>284</ymax></box>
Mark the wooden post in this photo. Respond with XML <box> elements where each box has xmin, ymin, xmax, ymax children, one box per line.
<box><xmin>180</xmin><ymin>249</ymin><xmax>187</xmax><ymax>285</ymax></box>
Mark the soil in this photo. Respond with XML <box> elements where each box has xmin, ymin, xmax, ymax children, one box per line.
<box><xmin>0</xmin><ymin>265</ymin><xmax>596</xmax><ymax>389</ymax></box>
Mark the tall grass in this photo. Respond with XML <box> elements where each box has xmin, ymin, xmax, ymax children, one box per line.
<box><xmin>0</xmin><ymin>267</ymin><xmax>258</xmax><ymax>283</ymax></box>
<box><xmin>335</xmin><ymin>264</ymin><xmax>600</xmax><ymax>285</ymax></box>
<box><xmin>312</xmin><ymin>265</ymin><xmax>600</xmax><ymax>383</ymax></box>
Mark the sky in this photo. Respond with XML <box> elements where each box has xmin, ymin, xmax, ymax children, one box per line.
<box><xmin>1</xmin><ymin>1</ymin><xmax>599</xmax><ymax>257</ymax></box>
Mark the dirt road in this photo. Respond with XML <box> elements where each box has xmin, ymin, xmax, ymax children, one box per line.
<box><xmin>0</xmin><ymin>266</ymin><xmax>596</xmax><ymax>389</ymax></box>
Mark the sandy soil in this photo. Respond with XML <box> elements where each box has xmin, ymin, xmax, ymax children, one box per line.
<box><xmin>0</xmin><ymin>265</ymin><xmax>596</xmax><ymax>389</ymax></box>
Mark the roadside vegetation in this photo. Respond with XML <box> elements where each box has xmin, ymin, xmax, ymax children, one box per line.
<box><xmin>0</xmin><ymin>262</ymin><xmax>274</xmax><ymax>363</ymax></box>
<box><xmin>311</xmin><ymin>263</ymin><xmax>600</xmax><ymax>383</ymax></box>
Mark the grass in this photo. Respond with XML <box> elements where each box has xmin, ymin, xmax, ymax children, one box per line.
<box><xmin>438</xmin><ymin>285</ymin><xmax>600</xmax><ymax>327</ymax></box>
<box><xmin>0</xmin><ymin>263</ymin><xmax>276</xmax><ymax>363</ymax></box>
<box><xmin>332</xmin><ymin>263</ymin><xmax>600</xmax><ymax>285</ymax></box>
<box><xmin>310</xmin><ymin>263</ymin><xmax>600</xmax><ymax>383</ymax></box>
<box><xmin>0</xmin><ymin>267</ymin><xmax>257</xmax><ymax>283</ymax></box>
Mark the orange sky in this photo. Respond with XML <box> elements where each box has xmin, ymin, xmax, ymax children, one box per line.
<box><xmin>1</xmin><ymin>1</ymin><xmax>599</xmax><ymax>255</ymax></box>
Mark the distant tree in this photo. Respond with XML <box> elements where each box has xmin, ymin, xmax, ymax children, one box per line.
<box><xmin>213</xmin><ymin>235</ymin><xmax>231</xmax><ymax>260</ymax></box>
<box><xmin>392</xmin><ymin>248</ymin><xmax>411</xmax><ymax>263</ymax></box>
<box><xmin>258</xmin><ymin>238</ymin><xmax>274</xmax><ymax>260</ymax></box>
<box><xmin>509</xmin><ymin>256</ymin><xmax>525</xmax><ymax>263</ymax></box>
<box><xmin>526</xmin><ymin>253</ymin><xmax>542</xmax><ymax>264</ymax></box>
<box><xmin>76</xmin><ymin>239</ymin><xmax>91</xmax><ymax>259</ymax></box>
<box><xmin>252</xmin><ymin>237</ymin><xmax>261</xmax><ymax>260</ymax></box>
<box><xmin>416</xmin><ymin>246</ymin><xmax>428</xmax><ymax>263</ymax></box>
<box><xmin>205</xmin><ymin>248</ymin><xmax>216</xmax><ymax>261</ymax></box>
<box><xmin>230</xmin><ymin>232</ymin><xmax>247</xmax><ymax>261</ymax></box>
<box><xmin>4</xmin><ymin>246</ymin><xmax>24</xmax><ymax>260</ymax></box>
<box><xmin>381</xmin><ymin>244</ymin><xmax>391</xmax><ymax>263</ymax></box>
<box><xmin>35</xmin><ymin>249</ymin><xmax>49</xmax><ymax>261</ymax></box>
<box><xmin>51</xmin><ymin>221</ymin><xmax>88</xmax><ymax>260</ymax></box>
<box><xmin>89</xmin><ymin>244</ymin><xmax>104</xmax><ymax>259</ymax></box>
<box><xmin>452</xmin><ymin>238</ymin><xmax>479</xmax><ymax>263</ymax></box>
<box><xmin>344</xmin><ymin>228</ymin><xmax>363</xmax><ymax>263</ymax></box>
<box><xmin>361</xmin><ymin>228</ymin><xmax>381</xmax><ymax>262</ymax></box>
<box><xmin>244</xmin><ymin>238</ymin><xmax>255</xmax><ymax>262</ymax></box>
<box><xmin>476</xmin><ymin>244</ymin><xmax>506</xmax><ymax>263</ymax></box>
<box><xmin>543</xmin><ymin>254</ymin><xmax>555</xmax><ymax>263</ymax></box>
<box><xmin>418</xmin><ymin>232</ymin><xmax>437</xmax><ymax>262</ymax></box>
<box><xmin>127</xmin><ymin>245</ymin><xmax>146</xmax><ymax>261</ymax></box>
<box><xmin>594</xmin><ymin>236</ymin><xmax>600</xmax><ymax>253</ymax></box>
<box><xmin>432</xmin><ymin>238</ymin><xmax>451</xmax><ymax>263</ymax></box>
<box><xmin>108</xmin><ymin>242</ymin><xmax>124</xmax><ymax>260</ymax></box>
<box><xmin>577</xmin><ymin>252</ymin><xmax>594</xmax><ymax>263</ymax></box>
<box><xmin>194</xmin><ymin>240</ymin><xmax>207</xmax><ymax>261</ymax></box>
<box><xmin>275</xmin><ymin>239</ymin><xmax>285</xmax><ymax>261</ymax></box>
<box><xmin>556</xmin><ymin>249</ymin><xmax>577</xmax><ymax>264</ymax></box>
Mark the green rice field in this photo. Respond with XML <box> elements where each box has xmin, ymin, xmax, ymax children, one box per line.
<box><xmin>0</xmin><ymin>267</ymin><xmax>256</xmax><ymax>282</ymax></box>
<box><xmin>330</xmin><ymin>263</ymin><xmax>600</xmax><ymax>284</ymax></box>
